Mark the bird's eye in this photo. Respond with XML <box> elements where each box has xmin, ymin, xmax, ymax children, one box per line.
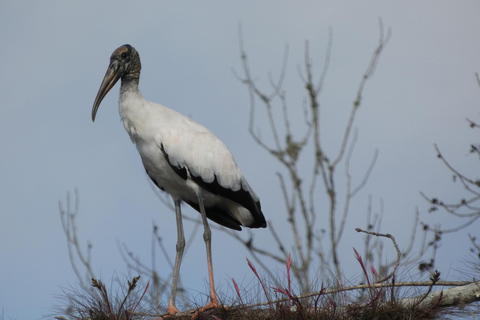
<box><xmin>121</xmin><ymin>52</ymin><xmax>128</xmax><ymax>59</ymax></box>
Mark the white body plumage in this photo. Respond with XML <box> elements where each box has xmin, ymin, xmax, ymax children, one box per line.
<box><xmin>118</xmin><ymin>86</ymin><xmax>260</xmax><ymax>229</ymax></box>
<box><xmin>91</xmin><ymin>44</ymin><xmax>265</xmax><ymax>314</ymax></box>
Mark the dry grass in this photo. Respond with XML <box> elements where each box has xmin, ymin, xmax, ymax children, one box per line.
<box><xmin>53</xmin><ymin>251</ymin><xmax>479</xmax><ymax>320</ymax></box>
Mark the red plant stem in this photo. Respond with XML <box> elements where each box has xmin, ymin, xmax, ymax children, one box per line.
<box><xmin>314</xmin><ymin>285</ymin><xmax>325</xmax><ymax>314</ymax></box>
<box><xmin>363</xmin><ymin>287</ymin><xmax>384</xmax><ymax>309</ymax></box>
<box><xmin>287</xmin><ymin>253</ymin><xmax>292</xmax><ymax>308</ymax></box>
<box><xmin>273</xmin><ymin>287</ymin><xmax>303</xmax><ymax>311</ymax></box>
<box><xmin>132</xmin><ymin>280</ymin><xmax>150</xmax><ymax>313</ymax></box>
<box><xmin>370</xmin><ymin>265</ymin><xmax>379</xmax><ymax>280</ymax></box>
<box><xmin>247</xmin><ymin>258</ymin><xmax>273</xmax><ymax>312</ymax></box>
<box><xmin>390</xmin><ymin>274</ymin><xmax>396</xmax><ymax>306</ymax></box>
<box><xmin>419</xmin><ymin>291</ymin><xmax>443</xmax><ymax>318</ymax></box>
<box><xmin>353</xmin><ymin>248</ymin><xmax>371</xmax><ymax>288</ymax></box>
<box><xmin>101</xmin><ymin>283</ymin><xmax>115</xmax><ymax>320</ymax></box>
<box><xmin>232</xmin><ymin>278</ymin><xmax>248</xmax><ymax>313</ymax></box>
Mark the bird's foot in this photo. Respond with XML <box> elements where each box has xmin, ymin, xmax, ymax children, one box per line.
<box><xmin>156</xmin><ymin>303</ymin><xmax>179</xmax><ymax>318</ymax></box>
<box><xmin>191</xmin><ymin>299</ymin><xmax>222</xmax><ymax>319</ymax></box>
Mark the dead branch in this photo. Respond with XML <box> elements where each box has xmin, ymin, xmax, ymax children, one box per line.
<box><xmin>59</xmin><ymin>190</ymin><xmax>95</xmax><ymax>291</ymax></box>
<box><xmin>355</xmin><ymin>228</ymin><xmax>400</xmax><ymax>283</ymax></box>
<box><xmin>400</xmin><ymin>281</ymin><xmax>480</xmax><ymax>309</ymax></box>
<box><xmin>244</xmin><ymin>280</ymin><xmax>475</xmax><ymax>309</ymax></box>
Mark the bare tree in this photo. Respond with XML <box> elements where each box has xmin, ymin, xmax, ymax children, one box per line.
<box><xmin>58</xmin><ymin>25</ymin><xmax>480</xmax><ymax>318</ymax></box>
<box><xmin>228</xmin><ymin>20</ymin><xmax>391</xmax><ymax>291</ymax></box>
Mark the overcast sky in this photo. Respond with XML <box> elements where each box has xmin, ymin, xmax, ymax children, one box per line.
<box><xmin>1</xmin><ymin>1</ymin><xmax>479</xmax><ymax>319</ymax></box>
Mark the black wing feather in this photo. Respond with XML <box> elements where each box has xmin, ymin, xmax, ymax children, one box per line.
<box><xmin>160</xmin><ymin>143</ymin><xmax>267</xmax><ymax>230</ymax></box>
<box><xmin>189</xmin><ymin>174</ymin><xmax>266</xmax><ymax>228</ymax></box>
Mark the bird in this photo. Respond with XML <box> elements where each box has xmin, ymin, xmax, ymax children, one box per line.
<box><xmin>91</xmin><ymin>44</ymin><xmax>267</xmax><ymax>315</ymax></box>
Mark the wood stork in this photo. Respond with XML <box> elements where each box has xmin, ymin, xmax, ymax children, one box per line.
<box><xmin>91</xmin><ymin>44</ymin><xmax>267</xmax><ymax>315</ymax></box>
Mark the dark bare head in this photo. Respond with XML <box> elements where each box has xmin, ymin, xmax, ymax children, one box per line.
<box><xmin>92</xmin><ymin>44</ymin><xmax>141</xmax><ymax>121</ymax></box>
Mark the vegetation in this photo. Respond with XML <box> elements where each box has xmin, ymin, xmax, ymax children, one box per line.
<box><xmin>54</xmin><ymin>21</ymin><xmax>480</xmax><ymax>319</ymax></box>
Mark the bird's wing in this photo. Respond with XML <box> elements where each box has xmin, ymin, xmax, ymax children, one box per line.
<box><xmin>156</xmin><ymin>115</ymin><xmax>264</xmax><ymax>222</ymax></box>
<box><xmin>158</xmin><ymin>116</ymin><xmax>243</xmax><ymax>188</ymax></box>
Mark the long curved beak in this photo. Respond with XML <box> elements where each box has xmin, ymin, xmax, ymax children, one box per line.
<box><xmin>92</xmin><ymin>62</ymin><xmax>121</xmax><ymax>122</ymax></box>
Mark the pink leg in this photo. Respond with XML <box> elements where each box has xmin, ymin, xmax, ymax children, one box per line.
<box><xmin>193</xmin><ymin>191</ymin><xmax>221</xmax><ymax>318</ymax></box>
<box><xmin>168</xmin><ymin>199</ymin><xmax>184</xmax><ymax>315</ymax></box>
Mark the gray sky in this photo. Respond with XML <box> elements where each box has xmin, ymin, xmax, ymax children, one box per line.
<box><xmin>1</xmin><ymin>1</ymin><xmax>479</xmax><ymax>318</ymax></box>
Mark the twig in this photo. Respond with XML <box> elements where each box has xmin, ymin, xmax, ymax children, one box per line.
<box><xmin>118</xmin><ymin>276</ymin><xmax>139</xmax><ymax>317</ymax></box>
<box><xmin>331</xmin><ymin>18</ymin><xmax>390</xmax><ymax>168</ymax></box>
<box><xmin>59</xmin><ymin>190</ymin><xmax>95</xmax><ymax>290</ymax></box>
<box><xmin>355</xmin><ymin>228</ymin><xmax>401</xmax><ymax>283</ymax></box>
<box><xmin>413</xmin><ymin>270</ymin><xmax>441</xmax><ymax>309</ymax></box>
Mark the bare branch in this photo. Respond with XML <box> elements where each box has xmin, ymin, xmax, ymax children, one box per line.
<box><xmin>59</xmin><ymin>190</ymin><xmax>95</xmax><ymax>290</ymax></box>
<box><xmin>355</xmin><ymin>228</ymin><xmax>401</xmax><ymax>283</ymax></box>
<box><xmin>434</xmin><ymin>144</ymin><xmax>479</xmax><ymax>189</ymax></box>
<box><xmin>336</xmin><ymin>130</ymin><xmax>378</xmax><ymax>244</ymax></box>
<box><xmin>331</xmin><ymin>18</ymin><xmax>391</xmax><ymax>168</ymax></box>
<box><xmin>245</xmin><ymin>280</ymin><xmax>475</xmax><ymax>309</ymax></box>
